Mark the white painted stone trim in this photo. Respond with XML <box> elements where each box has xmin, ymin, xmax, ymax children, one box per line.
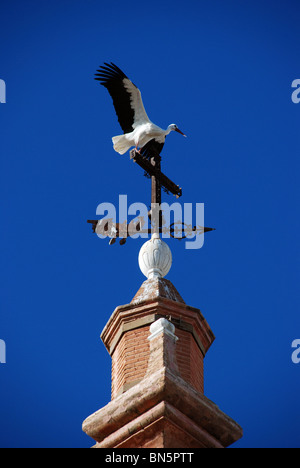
<box><xmin>148</xmin><ymin>318</ymin><xmax>178</xmax><ymax>342</ymax></box>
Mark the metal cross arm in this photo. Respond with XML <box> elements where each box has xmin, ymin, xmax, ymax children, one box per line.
<box><xmin>130</xmin><ymin>150</ymin><xmax>182</xmax><ymax>199</ymax></box>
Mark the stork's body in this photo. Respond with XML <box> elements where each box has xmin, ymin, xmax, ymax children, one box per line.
<box><xmin>113</xmin><ymin>122</ymin><xmax>175</xmax><ymax>155</ymax></box>
<box><xmin>95</xmin><ymin>63</ymin><xmax>186</xmax><ymax>158</ymax></box>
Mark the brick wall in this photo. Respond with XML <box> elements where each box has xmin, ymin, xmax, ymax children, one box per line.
<box><xmin>111</xmin><ymin>325</ymin><xmax>150</xmax><ymax>399</ymax></box>
<box><xmin>176</xmin><ymin>328</ymin><xmax>204</xmax><ymax>394</ymax></box>
<box><xmin>111</xmin><ymin>324</ymin><xmax>204</xmax><ymax>399</ymax></box>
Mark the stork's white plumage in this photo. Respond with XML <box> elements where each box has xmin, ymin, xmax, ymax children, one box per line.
<box><xmin>95</xmin><ymin>63</ymin><xmax>186</xmax><ymax>158</ymax></box>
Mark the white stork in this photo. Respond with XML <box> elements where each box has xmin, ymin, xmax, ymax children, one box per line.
<box><xmin>94</xmin><ymin>62</ymin><xmax>186</xmax><ymax>158</ymax></box>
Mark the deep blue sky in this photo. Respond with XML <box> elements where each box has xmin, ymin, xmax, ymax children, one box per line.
<box><xmin>0</xmin><ymin>0</ymin><xmax>299</xmax><ymax>448</ymax></box>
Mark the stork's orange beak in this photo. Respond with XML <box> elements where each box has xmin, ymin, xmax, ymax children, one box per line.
<box><xmin>175</xmin><ymin>128</ymin><xmax>187</xmax><ymax>137</ymax></box>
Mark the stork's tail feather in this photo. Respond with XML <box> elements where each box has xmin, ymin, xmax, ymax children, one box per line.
<box><xmin>112</xmin><ymin>135</ymin><xmax>131</xmax><ymax>155</ymax></box>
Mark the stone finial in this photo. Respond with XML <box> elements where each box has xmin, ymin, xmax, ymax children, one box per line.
<box><xmin>138</xmin><ymin>233</ymin><xmax>172</xmax><ymax>279</ymax></box>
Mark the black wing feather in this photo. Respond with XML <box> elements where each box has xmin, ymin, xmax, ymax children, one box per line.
<box><xmin>94</xmin><ymin>62</ymin><xmax>135</xmax><ymax>134</ymax></box>
<box><xmin>140</xmin><ymin>139</ymin><xmax>165</xmax><ymax>159</ymax></box>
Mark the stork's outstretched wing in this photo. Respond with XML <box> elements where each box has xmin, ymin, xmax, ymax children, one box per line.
<box><xmin>95</xmin><ymin>62</ymin><xmax>151</xmax><ymax>134</ymax></box>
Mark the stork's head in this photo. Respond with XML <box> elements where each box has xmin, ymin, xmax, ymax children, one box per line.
<box><xmin>168</xmin><ymin>124</ymin><xmax>186</xmax><ymax>137</ymax></box>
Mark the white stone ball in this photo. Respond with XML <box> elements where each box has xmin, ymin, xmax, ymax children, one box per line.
<box><xmin>138</xmin><ymin>233</ymin><xmax>172</xmax><ymax>279</ymax></box>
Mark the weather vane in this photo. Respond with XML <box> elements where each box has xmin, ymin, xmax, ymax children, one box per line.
<box><xmin>87</xmin><ymin>62</ymin><xmax>214</xmax><ymax>244</ymax></box>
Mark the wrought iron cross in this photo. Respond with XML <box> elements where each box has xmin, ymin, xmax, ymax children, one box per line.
<box><xmin>87</xmin><ymin>149</ymin><xmax>214</xmax><ymax>244</ymax></box>
<box><xmin>129</xmin><ymin>149</ymin><xmax>182</xmax><ymax>233</ymax></box>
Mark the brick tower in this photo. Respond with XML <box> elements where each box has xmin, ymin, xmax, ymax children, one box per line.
<box><xmin>82</xmin><ymin>234</ymin><xmax>243</xmax><ymax>448</ymax></box>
